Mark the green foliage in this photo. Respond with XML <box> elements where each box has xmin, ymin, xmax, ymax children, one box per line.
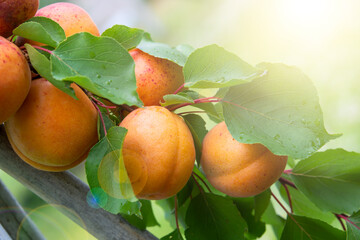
<box><xmin>101</xmin><ymin>25</ymin><xmax>145</xmax><ymax>50</ymax></box>
<box><xmin>346</xmin><ymin>211</ymin><xmax>360</xmax><ymax>240</ymax></box>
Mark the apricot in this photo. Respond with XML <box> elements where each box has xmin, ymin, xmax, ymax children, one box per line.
<box><xmin>16</xmin><ymin>2</ymin><xmax>99</xmax><ymax>46</ymax></box>
<box><xmin>119</xmin><ymin>106</ymin><xmax>195</xmax><ymax>200</ymax></box>
<box><xmin>201</xmin><ymin>122</ymin><xmax>287</xmax><ymax>197</ymax></box>
<box><xmin>0</xmin><ymin>0</ymin><xmax>39</xmax><ymax>37</ymax></box>
<box><xmin>5</xmin><ymin>78</ymin><xmax>98</xmax><ymax>172</ymax></box>
<box><xmin>0</xmin><ymin>36</ymin><xmax>31</xmax><ymax>123</ymax></box>
<box><xmin>129</xmin><ymin>48</ymin><xmax>185</xmax><ymax>106</ymax></box>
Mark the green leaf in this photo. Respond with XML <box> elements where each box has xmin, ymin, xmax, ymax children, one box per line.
<box><xmin>290</xmin><ymin>149</ymin><xmax>360</xmax><ymax>214</ymax></box>
<box><xmin>101</xmin><ymin>25</ymin><xmax>145</xmax><ymax>50</ymax></box>
<box><xmin>122</xmin><ymin>200</ymin><xmax>159</xmax><ymax>230</ymax></box>
<box><xmin>176</xmin><ymin>44</ymin><xmax>195</xmax><ymax>58</ymax></box>
<box><xmin>161</xmin><ymin>93</ymin><xmax>194</xmax><ymax>107</ymax></box>
<box><xmin>161</xmin><ymin>229</ymin><xmax>184</xmax><ymax>240</ymax></box>
<box><xmin>280</xmin><ymin>215</ymin><xmax>345</xmax><ymax>240</ymax></box>
<box><xmin>254</xmin><ymin>190</ymin><xmax>271</xmax><ymax>222</ymax></box>
<box><xmin>177</xmin><ymin>177</ymin><xmax>195</xmax><ymax>208</ymax></box>
<box><xmin>137</xmin><ymin>33</ymin><xmax>188</xmax><ymax>66</ymax></box>
<box><xmin>183</xmin><ymin>44</ymin><xmax>263</xmax><ymax>88</ymax></box>
<box><xmin>185</xmin><ymin>193</ymin><xmax>247</xmax><ymax>240</ymax></box>
<box><xmin>51</xmin><ymin>32</ymin><xmax>142</xmax><ymax>106</ymax></box>
<box><xmin>25</xmin><ymin>44</ymin><xmax>76</xmax><ymax>99</ymax></box>
<box><xmin>13</xmin><ymin>17</ymin><xmax>66</xmax><ymax>48</ymax></box>
<box><xmin>85</xmin><ymin>126</ymin><xmax>141</xmax><ymax>216</ymax></box>
<box><xmin>346</xmin><ymin>211</ymin><xmax>360</xmax><ymax>240</ymax></box>
<box><xmin>279</xmin><ymin>180</ymin><xmax>335</xmax><ymax>224</ymax></box>
<box><xmin>261</xmin><ymin>203</ymin><xmax>285</xmax><ymax>239</ymax></box>
<box><xmin>182</xmin><ymin>114</ymin><xmax>208</xmax><ymax>165</ymax></box>
<box><xmin>97</xmin><ymin>107</ymin><xmax>116</xmax><ymax>140</ymax></box>
<box><xmin>222</xmin><ymin>63</ymin><xmax>339</xmax><ymax>159</ymax></box>
<box><xmin>233</xmin><ymin>197</ymin><xmax>266</xmax><ymax>239</ymax></box>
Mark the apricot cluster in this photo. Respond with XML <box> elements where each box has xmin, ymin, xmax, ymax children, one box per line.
<box><xmin>1</xmin><ymin>2</ymin><xmax>100</xmax><ymax>172</ymax></box>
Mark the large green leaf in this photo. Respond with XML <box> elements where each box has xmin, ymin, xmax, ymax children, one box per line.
<box><xmin>161</xmin><ymin>230</ymin><xmax>184</xmax><ymax>240</ymax></box>
<box><xmin>185</xmin><ymin>193</ymin><xmax>247</xmax><ymax>240</ymax></box>
<box><xmin>101</xmin><ymin>25</ymin><xmax>145</xmax><ymax>50</ymax></box>
<box><xmin>183</xmin><ymin>44</ymin><xmax>263</xmax><ymax>88</ymax></box>
<box><xmin>222</xmin><ymin>63</ymin><xmax>339</xmax><ymax>159</ymax></box>
<box><xmin>85</xmin><ymin>126</ymin><xmax>141</xmax><ymax>216</ymax></box>
<box><xmin>50</xmin><ymin>32</ymin><xmax>142</xmax><ymax>106</ymax></box>
<box><xmin>346</xmin><ymin>211</ymin><xmax>360</xmax><ymax>240</ymax></box>
<box><xmin>280</xmin><ymin>215</ymin><xmax>345</xmax><ymax>240</ymax></box>
<box><xmin>13</xmin><ymin>17</ymin><xmax>66</xmax><ymax>47</ymax></box>
<box><xmin>137</xmin><ymin>33</ymin><xmax>188</xmax><ymax>66</ymax></box>
<box><xmin>25</xmin><ymin>44</ymin><xmax>76</xmax><ymax>99</ymax></box>
<box><xmin>290</xmin><ymin>149</ymin><xmax>360</xmax><ymax>214</ymax></box>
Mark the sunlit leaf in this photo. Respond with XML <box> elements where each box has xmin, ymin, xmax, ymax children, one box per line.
<box><xmin>102</xmin><ymin>25</ymin><xmax>145</xmax><ymax>50</ymax></box>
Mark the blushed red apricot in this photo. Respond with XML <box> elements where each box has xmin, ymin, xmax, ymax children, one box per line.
<box><xmin>201</xmin><ymin>122</ymin><xmax>287</xmax><ymax>197</ymax></box>
<box><xmin>5</xmin><ymin>78</ymin><xmax>98</xmax><ymax>172</ymax></box>
<box><xmin>120</xmin><ymin>106</ymin><xmax>195</xmax><ymax>200</ymax></box>
<box><xmin>0</xmin><ymin>36</ymin><xmax>31</xmax><ymax>123</ymax></box>
<box><xmin>0</xmin><ymin>0</ymin><xmax>39</xmax><ymax>37</ymax></box>
<box><xmin>129</xmin><ymin>49</ymin><xmax>185</xmax><ymax>106</ymax></box>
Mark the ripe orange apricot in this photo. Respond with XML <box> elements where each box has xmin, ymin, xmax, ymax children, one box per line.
<box><xmin>201</xmin><ymin>122</ymin><xmax>287</xmax><ymax>197</ymax></box>
<box><xmin>0</xmin><ymin>0</ymin><xmax>39</xmax><ymax>37</ymax></box>
<box><xmin>129</xmin><ymin>49</ymin><xmax>185</xmax><ymax>106</ymax></box>
<box><xmin>119</xmin><ymin>106</ymin><xmax>195</xmax><ymax>200</ymax></box>
<box><xmin>5</xmin><ymin>78</ymin><xmax>98</xmax><ymax>172</ymax></box>
<box><xmin>16</xmin><ymin>2</ymin><xmax>100</xmax><ymax>46</ymax></box>
<box><xmin>0</xmin><ymin>36</ymin><xmax>31</xmax><ymax>123</ymax></box>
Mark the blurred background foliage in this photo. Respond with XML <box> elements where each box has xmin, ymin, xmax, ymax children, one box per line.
<box><xmin>1</xmin><ymin>0</ymin><xmax>359</xmax><ymax>239</ymax></box>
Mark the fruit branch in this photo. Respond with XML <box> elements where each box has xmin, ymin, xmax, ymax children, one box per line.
<box><xmin>0</xmin><ymin>127</ymin><xmax>157</xmax><ymax>240</ymax></box>
<box><xmin>0</xmin><ymin>179</ymin><xmax>45</xmax><ymax>240</ymax></box>
<box><xmin>271</xmin><ymin>191</ymin><xmax>312</xmax><ymax>239</ymax></box>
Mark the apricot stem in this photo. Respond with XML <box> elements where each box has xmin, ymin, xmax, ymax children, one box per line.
<box><xmin>192</xmin><ymin>172</ymin><xmax>212</xmax><ymax>193</ymax></box>
<box><xmin>337</xmin><ymin>214</ymin><xmax>360</xmax><ymax>230</ymax></box>
<box><xmin>173</xmin><ymin>83</ymin><xmax>185</xmax><ymax>95</ymax></box>
<box><xmin>91</xmin><ymin>100</ymin><xmax>107</xmax><ymax>136</ymax></box>
<box><xmin>271</xmin><ymin>191</ymin><xmax>312</xmax><ymax>239</ymax></box>
<box><xmin>174</xmin><ymin>196</ymin><xmax>180</xmax><ymax>231</ymax></box>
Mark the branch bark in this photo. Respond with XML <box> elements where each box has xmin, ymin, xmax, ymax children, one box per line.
<box><xmin>0</xmin><ymin>125</ymin><xmax>158</xmax><ymax>240</ymax></box>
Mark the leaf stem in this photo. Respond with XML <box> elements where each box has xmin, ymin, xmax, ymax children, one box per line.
<box><xmin>281</xmin><ymin>183</ymin><xmax>293</xmax><ymax>213</ymax></box>
<box><xmin>174</xmin><ymin>195</ymin><xmax>180</xmax><ymax>231</ymax></box>
<box><xmin>168</xmin><ymin>97</ymin><xmax>222</xmax><ymax>112</ymax></box>
<box><xmin>192</xmin><ymin>172</ymin><xmax>212</xmax><ymax>193</ymax></box>
<box><xmin>177</xmin><ymin>111</ymin><xmax>206</xmax><ymax>116</ymax></box>
<box><xmin>271</xmin><ymin>191</ymin><xmax>312</xmax><ymax>239</ymax></box>
<box><xmin>279</xmin><ymin>177</ymin><xmax>297</xmax><ymax>189</ymax></box>
<box><xmin>283</xmin><ymin>169</ymin><xmax>293</xmax><ymax>174</ymax></box>
<box><xmin>337</xmin><ymin>214</ymin><xmax>360</xmax><ymax>230</ymax></box>
<box><xmin>32</xmin><ymin>45</ymin><xmax>54</xmax><ymax>55</ymax></box>
<box><xmin>91</xmin><ymin>100</ymin><xmax>107</xmax><ymax>136</ymax></box>
<box><xmin>173</xmin><ymin>83</ymin><xmax>185</xmax><ymax>95</ymax></box>
<box><xmin>334</xmin><ymin>214</ymin><xmax>346</xmax><ymax>231</ymax></box>
<box><xmin>191</xmin><ymin>174</ymin><xmax>205</xmax><ymax>194</ymax></box>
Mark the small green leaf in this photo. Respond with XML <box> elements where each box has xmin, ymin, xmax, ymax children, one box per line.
<box><xmin>122</xmin><ymin>200</ymin><xmax>159</xmax><ymax>230</ymax></box>
<box><xmin>280</xmin><ymin>215</ymin><xmax>345</xmax><ymax>240</ymax></box>
<box><xmin>137</xmin><ymin>33</ymin><xmax>188</xmax><ymax>66</ymax></box>
<box><xmin>222</xmin><ymin>63</ymin><xmax>339</xmax><ymax>159</ymax></box>
<box><xmin>182</xmin><ymin>114</ymin><xmax>208</xmax><ymax>165</ymax></box>
<box><xmin>290</xmin><ymin>149</ymin><xmax>360</xmax><ymax>214</ymax></box>
<box><xmin>51</xmin><ymin>32</ymin><xmax>142</xmax><ymax>106</ymax></box>
<box><xmin>185</xmin><ymin>193</ymin><xmax>247</xmax><ymax>240</ymax></box>
<box><xmin>85</xmin><ymin>126</ymin><xmax>141</xmax><ymax>216</ymax></box>
<box><xmin>97</xmin><ymin>107</ymin><xmax>116</xmax><ymax>139</ymax></box>
<box><xmin>161</xmin><ymin>93</ymin><xmax>194</xmax><ymax>107</ymax></box>
<box><xmin>101</xmin><ymin>25</ymin><xmax>145</xmax><ymax>50</ymax></box>
<box><xmin>184</xmin><ymin>44</ymin><xmax>263</xmax><ymax>88</ymax></box>
<box><xmin>161</xmin><ymin>229</ymin><xmax>184</xmax><ymax>240</ymax></box>
<box><xmin>14</xmin><ymin>17</ymin><xmax>66</xmax><ymax>47</ymax></box>
<box><xmin>25</xmin><ymin>44</ymin><xmax>76</xmax><ymax>99</ymax></box>
<box><xmin>346</xmin><ymin>211</ymin><xmax>360</xmax><ymax>240</ymax></box>
<box><xmin>177</xmin><ymin>177</ymin><xmax>195</xmax><ymax>208</ymax></box>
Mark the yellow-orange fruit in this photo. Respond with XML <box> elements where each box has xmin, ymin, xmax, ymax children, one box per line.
<box><xmin>5</xmin><ymin>78</ymin><xmax>98</xmax><ymax>172</ymax></box>
<box><xmin>0</xmin><ymin>36</ymin><xmax>31</xmax><ymax>123</ymax></box>
<box><xmin>0</xmin><ymin>0</ymin><xmax>39</xmax><ymax>37</ymax></box>
<box><xmin>201</xmin><ymin>122</ymin><xmax>287</xmax><ymax>197</ymax></box>
<box><xmin>17</xmin><ymin>2</ymin><xmax>99</xmax><ymax>46</ymax></box>
<box><xmin>129</xmin><ymin>49</ymin><xmax>184</xmax><ymax>106</ymax></box>
<box><xmin>120</xmin><ymin>106</ymin><xmax>195</xmax><ymax>200</ymax></box>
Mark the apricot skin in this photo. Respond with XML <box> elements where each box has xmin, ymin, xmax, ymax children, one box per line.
<box><xmin>120</xmin><ymin>106</ymin><xmax>195</xmax><ymax>200</ymax></box>
<box><xmin>5</xmin><ymin>78</ymin><xmax>98</xmax><ymax>172</ymax></box>
<box><xmin>201</xmin><ymin>122</ymin><xmax>287</xmax><ymax>197</ymax></box>
<box><xmin>0</xmin><ymin>36</ymin><xmax>31</xmax><ymax>123</ymax></box>
<box><xmin>129</xmin><ymin>49</ymin><xmax>185</xmax><ymax>106</ymax></box>
<box><xmin>16</xmin><ymin>2</ymin><xmax>99</xmax><ymax>46</ymax></box>
<box><xmin>0</xmin><ymin>0</ymin><xmax>39</xmax><ymax>37</ymax></box>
